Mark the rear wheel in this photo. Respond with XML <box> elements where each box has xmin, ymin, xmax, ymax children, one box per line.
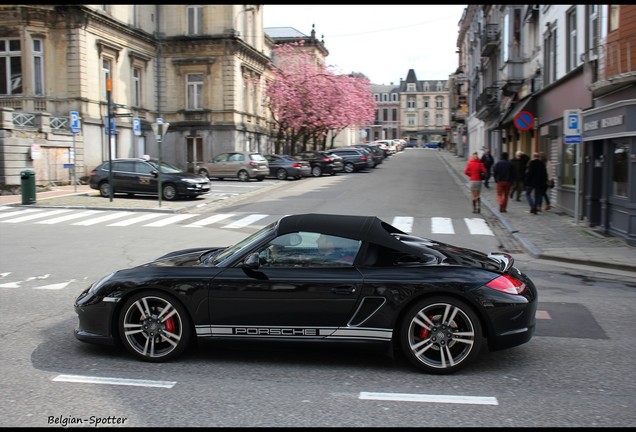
<box><xmin>311</xmin><ymin>166</ymin><xmax>322</xmax><ymax>177</ymax></box>
<box><xmin>344</xmin><ymin>162</ymin><xmax>355</xmax><ymax>173</ymax></box>
<box><xmin>399</xmin><ymin>296</ymin><xmax>482</xmax><ymax>374</ymax></box>
<box><xmin>238</xmin><ymin>170</ymin><xmax>250</xmax><ymax>182</ymax></box>
<box><xmin>276</xmin><ymin>168</ymin><xmax>288</xmax><ymax>180</ymax></box>
<box><xmin>118</xmin><ymin>291</ymin><xmax>192</xmax><ymax>362</ymax></box>
<box><xmin>197</xmin><ymin>168</ymin><xmax>209</xmax><ymax>178</ymax></box>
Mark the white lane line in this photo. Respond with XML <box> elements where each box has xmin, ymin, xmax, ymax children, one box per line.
<box><xmin>391</xmin><ymin>216</ymin><xmax>413</xmax><ymax>233</ymax></box>
<box><xmin>34</xmin><ymin>281</ymin><xmax>72</xmax><ymax>290</ymax></box>
<box><xmin>107</xmin><ymin>213</ymin><xmax>164</xmax><ymax>226</ymax></box>
<box><xmin>359</xmin><ymin>392</ymin><xmax>498</xmax><ymax>405</ymax></box>
<box><xmin>143</xmin><ymin>214</ymin><xmax>196</xmax><ymax>227</ymax></box>
<box><xmin>223</xmin><ymin>214</ymin><xmax>268</xmax><ymax>228</ymax></box>
<box><xmin>0</xmin><ymin>209</ymin><xmax>43</xmax><ymax>220</ymax></box>
<box><xmin>1</xmin><ymin>209</ymin><xmax>72</xmax><ymax>223</ymax></box>
<box><xmin>431</xmin><ymin>217</ymin><xmax>455</xmax><ymax>234</ymax></box>
<box><xmin>185</xmin><ymin>213</ymin><xmax>235</xmax><ymax>228</ymax></box>
<box><xmin>36</xmin><ymin>210</ymin><xmax>101</xmax><ymax>224</ymax></box>
<box><xmin>464</xmin><ymin>218</ymin><xmax>494</xmax><ymax>236</ymax></box>
<box><xmin>52</xmin><ymin>374</ymin><xmax>176</xmax><ymax>389</ymax></box>
<box><xmin>72</xmin><ymin>211</ymin><xmax>135</xmax><ymax>226</ymax></box>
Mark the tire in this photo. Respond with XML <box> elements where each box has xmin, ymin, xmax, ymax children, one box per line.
<box><xmin>344</xmin><ymin>162</ymin><xmax>355</xmax><ymax>173</ymax></box>
<box><xmin>256</xmin><ymin>176</ymin><xmax>265</xmax><ymax>182</ymax></box>
<box><xmin>99</xmin><ymin>181</ymin><xmax>111</xmax><ymax>198</ymax></box>
<box><xmin>399</xmin><ymin>296</ymin><xmax>482</xmax><ymax>374</ymax></box>
<box><xmin>118</xmin><ymin>291</ymin><xmax>192</xmax><ymax>362</ymax></box>
<box><xmin>276</xmin><ymin>168</ymin><xmax>288</xmax><ymax>180</ymax></box>
<box><xmin>238</xmin><ymin>170</ymin><xmax>250</xmax><ymax>182</ymax></box>
<box><xmin>162</xmin><ymin>183</ymin><xmax>177</xmax><ymax>201</ymax></box>
<box><xmin>311</xmin><ymin>166</ymin><xmax>322</xmax><ymax>177</ymax></box>
<box><xmin>197</xmin><ymin>168</ymin><xmax>209</xmax><ymax>178</ymax></box>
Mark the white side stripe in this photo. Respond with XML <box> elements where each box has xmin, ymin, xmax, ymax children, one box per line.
<box><xmin>223</xmin><ymin>214</ymin><xmax>268</xmax><ymax>228</ymax></box>
<box><xmin>72</xmin><ymin>212</ymin><xmax>135</xmax><ymax>226</ymax></box>
<box><xmin>0</xmin><ymin>209</ymin><xmax>43</xmax><ymax>219</ymax></box>
<box><xmin>0</xmin><ymin>209</ymin><xmax>72</xmax><ymax>223</ymax></box>
<box><xmin>185</xmin><ymin>213</ymin><xmax>235</xmax><ymax>227</ymax></box>
<box><xmin>36</xmin><ymin>210</ymin><xmax>100</xmax><ymax>224</ymax></box>
<box><xmin>143</xmin><ymin>214</ymin><xmax>196</xmax><ymax>227</ymax></box>
<box><xmin>52</xmin><ymin>374</ymin><xmax>176</xmax><ymax>388</ymax></box>
<box><xmin>108</xmin><ymin>213</ymin><xmax>164</xmax><ymax>226</ymax></box>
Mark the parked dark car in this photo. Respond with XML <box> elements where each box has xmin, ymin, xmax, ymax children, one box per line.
<box><xmin>88</xmin><ymin>158</ymin><xmax>210</xmax><ymax>201</ymax></box>
<box><xmin>264</xmin><ymin>154</ymin><xmax>311</xmax><ymax>180</ymax></box>
<box><xmin>326</xmin><ymin>148</ymin><xmax>370</xmax><ymax>173</ymax></box>
<box><xmin>293</xmin><ymin>150</ymin><xmax>344</xmax><ymax>177</ymax></box>
<box><xmin>353</xmin><ymin>144</ymin><xmax>384</xmax><ymax>167</ymax></box>
<box><xmin>74</xmin><ymin>213</ymin><xmax>538</xmax><ymax>374</ymax></box>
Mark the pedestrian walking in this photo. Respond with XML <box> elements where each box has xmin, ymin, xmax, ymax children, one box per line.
<box><xmin>510</xmin><ymin>150</ymin><xmax>529</xmax><ymax>201</ymax></box>
<box><xmin>492</xmin><ymin>151</ymin><xmax>514</xmax><ymax>212</ymax></box>
<box><xmin>464</xmin><ymin>152</ymin><xmax>487</xmax><ymax>213</ymax></box>
<box><xmin>481</xmin><ymin>148</ymin><xmax>495</xmax><ymax>188</ymax></box>
<box><xmin>524</xmin><ymin>152</ymin><xmax>548</xmax><ymax>214</ymax></box>
<box><xmin>540</xmin><ymin>153</ymin><xmax>553</xmax><ymax>211</ymax></box>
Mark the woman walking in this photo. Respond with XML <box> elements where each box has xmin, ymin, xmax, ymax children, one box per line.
<box><xmin>464</xmin><ymin>152</ymin><xmax>487</xmax><ymax>213</ymax></box>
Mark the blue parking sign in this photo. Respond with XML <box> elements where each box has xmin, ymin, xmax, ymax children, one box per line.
<box><xmin>70</xmin><ymin>111</ymin><xmax>81</xmax><ymax>134</ymax></box>
<box><xmin>133</xmin><ymin>117</ymin><xmax>141</xmax><ymax>136</ymax></box>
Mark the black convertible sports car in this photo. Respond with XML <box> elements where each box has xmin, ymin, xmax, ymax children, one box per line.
<box><xmin>74</xmin><ymin>213</ymin><xmax>537</xmax><ymax>374</ymax></box>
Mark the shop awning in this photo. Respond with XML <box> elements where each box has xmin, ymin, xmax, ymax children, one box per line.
<box><xmin>501</xmin><ymin>95</ymin><xmax>536</xmax><ymax>126</ymax></box>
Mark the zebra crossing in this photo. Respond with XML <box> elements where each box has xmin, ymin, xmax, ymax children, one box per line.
<box><xmin>0</xmin><ymin>206</ymin><xmax>494</xmax><ymax>236</ymax></box>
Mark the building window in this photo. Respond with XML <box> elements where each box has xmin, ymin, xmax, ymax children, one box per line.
<box><xmin>407</xmin><ymin>114</ymin><xmax>415</xmax><ymax>126</ymax></box>
<box><xmin>436</xmin><ymin>113</ymin><xmax>443</xmax><ymax>126</ymax></box>
<box><xmin>0</xmin><ymin>38</ymin><xmax>22</xmax><ymax>95</ymax></box>
<box><xmin>562</xmin><ymin>143</ymin><xmax>576</xmax><ymax>186</ymax></box>
<box><xmin>544</xmin><ymin>25</ymin><xmax>557</xmax><ymax>85</ymax></box>
<box><xmin>609</xmin><ymin>5</ymin><xmax>619</xmax><ymax>32</ymax></box>
<box><xmin>187</xmin><ymin>5</ymin><xmax>203</xmax><ymax>36</ymax></box>
<box><xmin>132</xmin><ymin>67</ymin><xmax>141</xmax><ymax>107</ymax></box>
<box><xmin>32</xmin><ymin>39</ymin><xmax>44</xmax><ymax>96</ymax></box>
<box><xmin>101</xmin><ymin>57</ymin><xmax>112</xmax><ymax>100</ymax></box>
<box><xmin>436</xmin><ymin>97</ymin><xmax>443</xmax><ymax>108</ymax></box>
<box><xmin>424</xmin><ymin>97</ymin><xmax>429</xmax><ymax>108</ymax></box>
<box><xmin>391</xmin><ymin>93</ymin><xmax>398</xmax><ymax>101</ymax></box>
<box><xmin>423</xmin><ymin>82</ymin><xmax>429</xmax><ymax>92</ymax></box>
<box><xmin>423</xmin><ymin>112</ymin><xmax>429</xmax><ymax>126</ymax></box>
<box><xmin>586</xmin><ymin>5</ymin><xmax>599</xmax><ymax>58</ymax></box>
<box><xmin>186</xmin><ymin>73</ymin><xmax>203</xmax><ymax>109</ymax></box>
<box><xmin>437</xmin><ymin>82</ymin><xmax>443</xmax><ymax>92</ymax></box>
<box><xmin>374</xmin><ymin>93</ymin><xmax>379</xmax><ymax>101</ymax></box>
<box><xmin>382</xmin><ymin>93</ymin><xmax>388</xmax><ymax>101</ymax></box>
<box><xmin>392</xmin><ymin>108</ymin><xmax>397</xmax><ymax>121</ymax></box>
<box><xmin>407</xmin><ymin>83</ymin><xmax>415</xmax><ymax>92</ymax></box>
<box><xmin>566</xmin><ymin>7</ymin><xmax>577</xmax><ymax>72</ymax></box>
<box><xmin>612</xmin><ymin>141</ymin><xmax>629</xmax><ymax>197</ymax></box>
<box><xmin>407</xmin><ymin>97</ymin><xmax>415</xmax><ymax>109</ymax></box>
<box><xmin>382</xmin><ymin>108</ymin><xmax>388</xmax><ymax>121</ymax></box>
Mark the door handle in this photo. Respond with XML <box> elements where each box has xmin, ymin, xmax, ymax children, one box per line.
<box><xmin>331</xmin><ymin>285</ymin><xmax>356</xmax><ymax>295</ymax></box>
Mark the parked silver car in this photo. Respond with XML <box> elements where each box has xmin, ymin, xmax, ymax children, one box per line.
<box><xmin>197</xmin><ymin>152</ymin><xmax>269</xmax><ymax>182</ymax></box>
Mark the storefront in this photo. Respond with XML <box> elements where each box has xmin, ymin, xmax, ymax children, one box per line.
<box><xmin>582</xmin><ymin>100</ymin><xmax>636</xmax><ymax>246</ymax></box>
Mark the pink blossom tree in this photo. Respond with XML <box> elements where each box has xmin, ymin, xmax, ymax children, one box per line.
<box><xmin>266</xmin><ymin>43</ymin><xmax>376</xmax><ymax>155</ymax></box>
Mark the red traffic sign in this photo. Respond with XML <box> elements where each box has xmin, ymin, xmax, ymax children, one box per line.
<box><xmin>514</xmin><ymin>111</ymin><xmax>535</xmax><ymax>131</ymax></box>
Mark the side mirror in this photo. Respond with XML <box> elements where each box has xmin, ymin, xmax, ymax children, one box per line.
<box><xmin>151</xmin><ymin>170</ymin><xmax>159</xmax><ymax>177</ymax></box>
<box><xmin>242</xmin><ymin>252</ymin><xmax>261</xmax><ymax>269</ymax></box>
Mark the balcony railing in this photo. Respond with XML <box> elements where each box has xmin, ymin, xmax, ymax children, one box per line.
<box><xmin>481</xmin><ymin>24</ymin><xmax>499</xmax><ymax>57</ymax></box>
<box><xmin>582</xmin><ymin>35</ymin><xmax>636</xmax><ymax>96</ymax></box>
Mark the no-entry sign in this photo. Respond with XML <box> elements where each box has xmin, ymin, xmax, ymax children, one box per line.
<box><xmin>514</xmin><ymin>111</ymin><xmax>535</xmax><ymax>131</ymax></box>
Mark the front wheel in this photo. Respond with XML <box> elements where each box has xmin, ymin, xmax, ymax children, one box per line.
<box><xmin>118</xmin><ymin>291</ymin><xmax>192</xmax><ymax>362</ymax></box>
<box><xmin>344</xmin><ymin>162</ymin><xmax>355</xmax><ymax>173</ymax></box>
<box><xmin>311</xmin><ymin>166</ymin><xmax>322</xmax><ymax>177</ymax></box>
<box><xmin>162</xmin><ymin>183</ymin><xmax>177</xmax><ymax>201</ymax></box>
<box><xmin>276</xmin><ymin>168</ymin><xmax>288</xmax><ymax>180</ymax></box>
<box><xmin>99</xmin><ymin>181</ymin><xmax>111</xmax><ymax>198</ymax></box>
<box><xmin>399</xmin><ymin>296</ymin><xmax>482</xmax><ymax>374</ymax></box>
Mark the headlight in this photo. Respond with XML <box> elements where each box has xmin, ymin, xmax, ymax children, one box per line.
<box><xmin>88</xmin><ymin>272</ymin><xmax>115</xmax><ymax>294</ymax></box>
<box><xmin>181</xmin><ymin>178</ymin><xmax>199</xmax><ymax>183</ymax></box>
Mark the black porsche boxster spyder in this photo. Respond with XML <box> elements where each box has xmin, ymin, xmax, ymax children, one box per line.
<box><xmin>74</xmin><ymin>213</ymin><xmax>537</xmax><ymax>374</ymax></box>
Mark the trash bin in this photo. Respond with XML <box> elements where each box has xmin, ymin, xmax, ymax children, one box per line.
<box><xmin>20</xmin><ymin>170</ymin><xmax>36</xmax><ymax>205</ymax></box>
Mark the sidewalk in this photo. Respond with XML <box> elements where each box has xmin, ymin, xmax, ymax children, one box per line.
<box><xmin>437</xmin><ymin>149</ymin><xmax>636</xmax><ymax>273</ymax></box>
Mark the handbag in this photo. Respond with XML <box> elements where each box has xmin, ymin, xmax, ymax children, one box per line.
<box><xmin>549</xmin><ymin>179</ymin><xmax>555</xmax><ymax>188</ymax></box>
<box><xmin>480</xmin><ymin>171</ymin><xmax>486</xmax><ymax>180</ymax></box>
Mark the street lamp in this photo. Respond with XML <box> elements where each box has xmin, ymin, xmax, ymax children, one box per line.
<box><xmin>151</xmin><ymin>118</ymin><xmax>170</xmax><ymax>207</ymax></box>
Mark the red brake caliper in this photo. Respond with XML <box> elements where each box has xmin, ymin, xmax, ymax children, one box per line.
<box><xmin>419</xmin><ymin>315</ymin><xmax>434</xmax><ymax>339</ymax></box>
<box><xmin>164</xmin><ymin>317</ymin><xmax>175</xmax><ymax>333</ymax></box>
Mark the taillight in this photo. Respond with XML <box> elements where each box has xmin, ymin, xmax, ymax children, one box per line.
<box><xmin>485</xmin><ymin>274</ymin><xmax>526</xmax><ymax>294</ymax></box>
<box><xmin>90</xmin><ymin>169</ymin><xmax>97</xmax><ymax>176</ymax></box>
<box><xmin>248</xmin><ymin>161</ymin><xmax>257</xmax><ymax>167</ymax></box>
<box><xmin>322</xmin><ymin>157</ymin><xmax>332</xmax><ymax>162</ymax></box>
<box><xmin>292</xmin><ymin>163</ymin><xmax>301</xmax><ymax>168</ymax></box>
<box><xmin>360</xmin><ymin>156</ymin><xmax>367</xmax><ymax>161</ymax></box>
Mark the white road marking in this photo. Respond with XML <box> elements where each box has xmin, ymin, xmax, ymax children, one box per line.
<box><xmin>359</xmin><ymin>392</ymin><xmax>498</xmax><ymax>405</ymax></box>
<box><xmin>0</xmin><ymin>282</ymin><xmax>21</xmax><ymax>288</ymax></box>
<box><xmin>0</xmin><ymin>209</ymin><xmax>72</xmax><ymax>223</ymax></box>
<box><xmin>36</xmin><ymin>210</ymin><xmax>101</xmax><ymax>224</ymax></box>
<box><xmin>143</xmin><ymin>214</ymin><xmax>196</xmax><ymax>227</ymax></box>
<box><xmin>52</xmin><ymin>374</ymin><xmax>176</xmax><ymax>388</ymax></box>
<box><xmin>0</xmin><ymin>209</ymin><xmax>43</xmax><ymax>219</ymax></box>
<box><xmin>431</xmin><ymin>217</ymin><xmax>454</xmax><ymax>234</ymax></box>
<box><xmin>464</xmin><ymin>218</ymin><xmax>494</xmax><ymax>236</ymax></box>
<box><xmin>185</xmin><ymin>213</ymin><xmax>235</xmax><ymax>227</ymax></box>
<box><xmin>391</xmin><ymin>216</ymin><xmax>413</xmax><ymax>233</ymax></box>
<box><xmin>34</xmin><ymin>281</ymin><xmax>71</xmax><ymax>290</ymax></box>
<box><xmin>223</xmin><ymin>214</ymin><xmax>268</xmax><ymax>228</ymax></box>
<box><xmin>107</xmin><ymin>213</ymin><xmax>164</xmax><ymax>226</ymax></box>
<box><xmin>72</xmin><ymin>212</ymin><xmax>135</xmax><ymax>226</ymax></box>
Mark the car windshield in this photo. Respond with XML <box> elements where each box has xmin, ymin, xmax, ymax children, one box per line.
<box><xmin>147</xmin><ymin>160</ymin><xmax>183</xmax><ymax>174</ymax></box>
<box><xmin>210</xmin><ymin>221</ymin><xmax>277</xmax><ymax>266</ymax></box>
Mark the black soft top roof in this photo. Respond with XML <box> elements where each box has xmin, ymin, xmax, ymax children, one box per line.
<box><xmin>275</xmin><ymin>213</ymin><xmax>419</xmax><ymax>254</ymax></box>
